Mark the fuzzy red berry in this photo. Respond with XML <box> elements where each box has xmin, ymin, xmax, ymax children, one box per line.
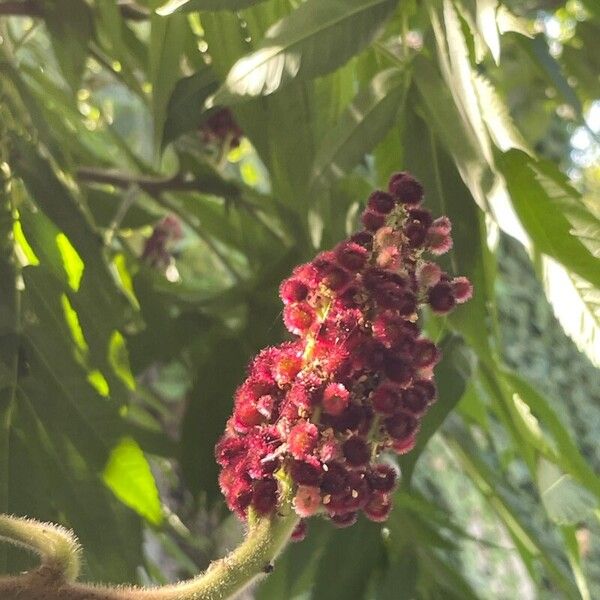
<box><xmin>283</xmin><ymin>303</ymin><xmax>315</xmax><ymax>335</ymax></box>
<box><xmin>452</xmin><ymin>276</ymin><xmax>473</xmax><ymax>303</ymax></box>
<box><xmin>288</xmin><ymin>422</ymin><xmax>318</xmax><ymax>460</ymax></box>
<box><xmin>280</xmin><ymin>278</ymin><xmax>309</xmax><ymax>304</ymax></box>
<box><xmin>290</xmin><ymin>460</ymin><xmax>322</xmax><ymax>486</ymax></box>
<box><xmin>364</xmin><ymin>492</ymin><xmax>392</xmax><ymax>522</ymax></box>
<box><xmin>294</xmin><ymin>485</ymin><xmax>321</xmax><ymax>517</ymax></box>
<box><xmin>251</xmin><ymin>479</ymin><xmax>278</xmax><ymax>515</ymax></box>
<box><xmin>342</xmin><ymin>437</ymin><xmax>370</xmax><ymax>467</ymax></box>
<box><xmin>367</xmin><ymin>191</ymin><xmax>395</xmax><ymax>214</ymax></box>
<box><xmin>349</xmin><ymin>231</ymin><xmax>373</xmax><ymax>250</ymax></box>
<box><xmin>388</xmin><ymin>172</ymin><xmax>423</xmax><ymax>205</ymax></box>
<box><xmin>416</xmin><ymin>262</ymin><xmax>442</xmax><ymax>288</ymax></box>
<box><xmin>371</xmin><ymin>383</ymin><xmax>400</xmax><ymax>415</ymax></box>
<box><xmin>385</xmin><ymin>412</ymin><xmax>419</xmax><ymax>441</ymax></box>
<box><xmin>400</xmin><ymin>386</ymin><xmax>429</xmax><ymax>416</ymax></box>
<box><xmin>413</xmin><ymin>379</ymin><xmax>436</xmax><ymax>403</ymax></box>
<box><xmin>335</xmin><ymin>241</ymin><xmax>369</xmax><ymax>272</ymax></box>
<box><xmin>319</xmin><ymin>461</ymin><xmax>346</xmax><ymax>493</ymax></box>
<box><xmin>362</xmin><ymin>209</ymin><xmax>386</xmax><ymax>232</ymax></box>
<box><xmin>322</xmin><ymin>383</ymin><xmax>350</xmax><ymax>416</ymax></box>
<box><xmin>384</xmin><ymin>355</ymin><xmax>414</xmax><ymax>387</ymax></box>
<box><xmin>367</xmin><ymin>464</ymin><xmax>397</xmax><ymax>492</ymax></box>
<box><xmin>413</xmin><ymin>339</ymin><xmax>440</xmax><ymax>369</ymax></box>
<box><xmin>428</xmin><ymin>282</ymin><xmax>456</xmax><ymax>314</ymax></box>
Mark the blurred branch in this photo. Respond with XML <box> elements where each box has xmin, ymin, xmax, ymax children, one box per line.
<box><xmin>76</xmin><ymin>166</ymin><xmax>240</xmax><ymax>199</ymax></box>
<box><xmin>0</xmin><ymin>1</ymin><xmax>149</xmax><ymax>20</ymax></box>
<box><xmin>77</xmin><ymin>166</ymin><xmax>245</xmax><ymax>283</ymax></box>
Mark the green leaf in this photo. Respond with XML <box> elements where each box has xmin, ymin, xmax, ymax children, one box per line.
<box><xmin>537</xmin><ymin>458</ymin><xmax>597</xmax><ymax>526</ymax></box>
<box><xmin>44</xmin><ymin>0</ymin><xmax>92</xmax><ymax>90</ymax></box>
<box><xmin>312</xmin><ymin>518</ymin><xmax>384</xmax><ymax>600</ymax></box>
<box><xmin>162</xmin><ymin>67</ymin><xmax>219</xmax><ymax>147</ymax></box>
<box><xmin>209</xmin><ymin>0</ymin><xmax>396</xmax><ymax>104</ymax></box>
<box><xmin>256</xmin><ymin>519</ymin><xmax>331</xmax><ymax>599</ymax></box>
<box><xmin>497</xmin><ymin>149</ymin><xmax>600</xmax><ymax>289</ymax></box>
<box><xmin>503</xmin><ymin>370</ymin><xmax>600</xmax><ymax>501</ymax></box>
<box><xmin>412</xmin><ymin>55</ymin><xmax>493</xmax><ymax>212</ymax></box>
<box><xmin>12</xmin><ymin>139</ymin><xmax>129</xmax><ymax>327</ymax></box>
<box><xmin>561</xmin><ymin>525</ymin><xmax>592</xmax><ymax>600</ymax></box>
<box><xmin>103</xmin><ymin>437</ymin><xmax>163</xmax><ymax>525</ymax></box>
<box><xmin>157</xmin><ymin>0</ymin><xmax>265</xmax><ymax>13</ymax></box>
<box><xmin>180</xmin><ymin>334</ymin><xmax>250</xmax><ymax>502</ymax></box>
<box><xmin>150</xmin><ymin>12</ymin><xmax>189</xmax><ymax>152</ymax></box>
<box><xmin>310</xmin><ymin>67</ymin><xmax>406</xmax><ymax>190</ymax></box>
<box><xmin>448</xmin><ymin>435</ymin><xmax>579</xmax><ymax>596</ymax></box>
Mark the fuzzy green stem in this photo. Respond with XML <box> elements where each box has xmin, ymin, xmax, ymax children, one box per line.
<box><xmin>0</xmin><ymin>507</ymin><xmax>299</xmax><ymax>600</ymax></box>
<box><xmin>0</xmin><ymin>515</ymin><xmax>81</xmax><ymax>582</ymax></box>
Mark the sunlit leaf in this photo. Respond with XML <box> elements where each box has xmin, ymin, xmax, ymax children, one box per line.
<box><xmin>103</xmin><ymin>437</ymin><xmax>163</xmax><ymax>525</ymax></box>
<box><xmin>209</xmin><ymin>0</ymin><xmax>396</xmax><ymax>104</ymax></box>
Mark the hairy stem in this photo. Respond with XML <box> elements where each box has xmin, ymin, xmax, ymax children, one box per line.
<box><xmin>0</xmin><ymin>507</ymin><xmax>298</xmax><ymax>600</ymax></box>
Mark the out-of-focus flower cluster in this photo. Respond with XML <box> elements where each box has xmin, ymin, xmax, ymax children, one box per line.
<box><xmin>216</xmin><ymin>172</ymin><xmax>472</xmax><ymax>538</ymax></box>
<box><xmin>200</xmin><ymin>108</ymin><xmax>244</xmax><ymax>149</ymax></box>
<box><xmin>141</xmin><ymin>215</ymin><xmax>183</xmax><ymax>269</ymax></box>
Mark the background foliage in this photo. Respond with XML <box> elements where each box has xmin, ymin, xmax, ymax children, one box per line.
<box><xmin>0</xmin><ymin>0</ymin><xmax>599</xmax><ymax>597</ymax></box>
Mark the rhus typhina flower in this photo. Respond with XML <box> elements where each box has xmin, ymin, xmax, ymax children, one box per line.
<box><xmin>216</xmin><ymin>171</ymin><xmax>471</xmax><ymax>535</ymax></box>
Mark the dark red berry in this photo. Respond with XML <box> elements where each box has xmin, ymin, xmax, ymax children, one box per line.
<box><xmin>388</xmin><ymin>172</ymin><xmax>423</xmax><ymax>205</ymax></box>
<box><xmin>385</xmin><ymin>412</ymin><xmax>419</xmax><ymax>440</ymax></box>
<box><xmin>362</xmin><ymin>209</ymin><xmax>386</xmax><ymax>232</ymax></box>
<box><xmin>367</xmin><ymin>191</ymin><xmax>395</xmax><ymax>214</ymax></box>
<box><xmin>321</xmin><ymin>461</ymin><xmax>348</xmax><ymax>495</ymax></box>
<box><xmin>290</xmin><ymin>460</ymin><xmax>322</xmax><ymax>486</ymax></box>
<box><xmin>343</xmin><ymin>437</ymin><xmax>370</xmax><ymax>467</ymax></box>
<box><xmin>251</xmin><ymin>479</ymin><xmax>278</xmax><ymax>515</ymax></box>
<box><xmin>413</xmin><ymin>339</ymin><xmax>440</xmax><ymax>369</ymax></box>
<box><xmin>335</xmin><ymin>242</ymin><xmax>368</xmax><ymax>272</ymax></box>
<box><xmin>413</xmin><ymin>379</ymin><xmax>436</xmax><ymax>403</ymax></box>
<box><xmin>384</xmin><ymin>356</ymin><xmax>414</xmax><ymax>387</ymax></box>
<box><xmin>350</xmin><ymin>231</ymin><xmax>373</xmax><ymax>250</ymax></box>
<box><xmin>404</xmin><ymin>221</ymin><xmax>427</xmax><ymax>247</ymax></box>
<box><xmin>330</xmin><ymin>512</ymin><xmax>358</xmax><ymax>528</ymax></box>
<box><xmin>428</xmin><ymin>282</ymin><xmax>456</xmax><ymax>314</ymax></box>
<box><xmin>371</xmin><ymin>383</ymin><xmax>400</xmax><ymax>415</ymax></box>
<box><xmin>364</xmin><ymin>492</ymin><xmax>392</xmax><ymax>522</ymax></box>
<box><xmin>400</xmin><ymin>386</ymin><xmax>429</xmax><ymax>416</ymax></box>
<box><xmin>280</xmin><ymin>278</ymin><xmax>309</xmax><ymax>303</ymax></box>
<box><xmin>367</xmin><ymin>464</ymin><xmax>397</xmax><ymax>492</ymax></box>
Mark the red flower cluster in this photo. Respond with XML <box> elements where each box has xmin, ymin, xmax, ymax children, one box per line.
<box><xmin>200</xmin><ymin>108</ymin><xmax>244</xmax><ymax>149</ymax></box>
<box><xmin>216</xmin><ymin>172</ymin><xmax>472</xmax><ymax>535</ymax></box>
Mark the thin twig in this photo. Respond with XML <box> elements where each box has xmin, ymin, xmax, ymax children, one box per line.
<box><xmin>0</xmin><ymin>0</ymin><xmax>149</xmax><ymax>20</ymax></box>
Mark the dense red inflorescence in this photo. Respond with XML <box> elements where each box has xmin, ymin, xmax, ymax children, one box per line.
<box><xmin>215</xmin><ymin>172</ymin><xmax>471</xmax><ymax>535</ymax></box>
